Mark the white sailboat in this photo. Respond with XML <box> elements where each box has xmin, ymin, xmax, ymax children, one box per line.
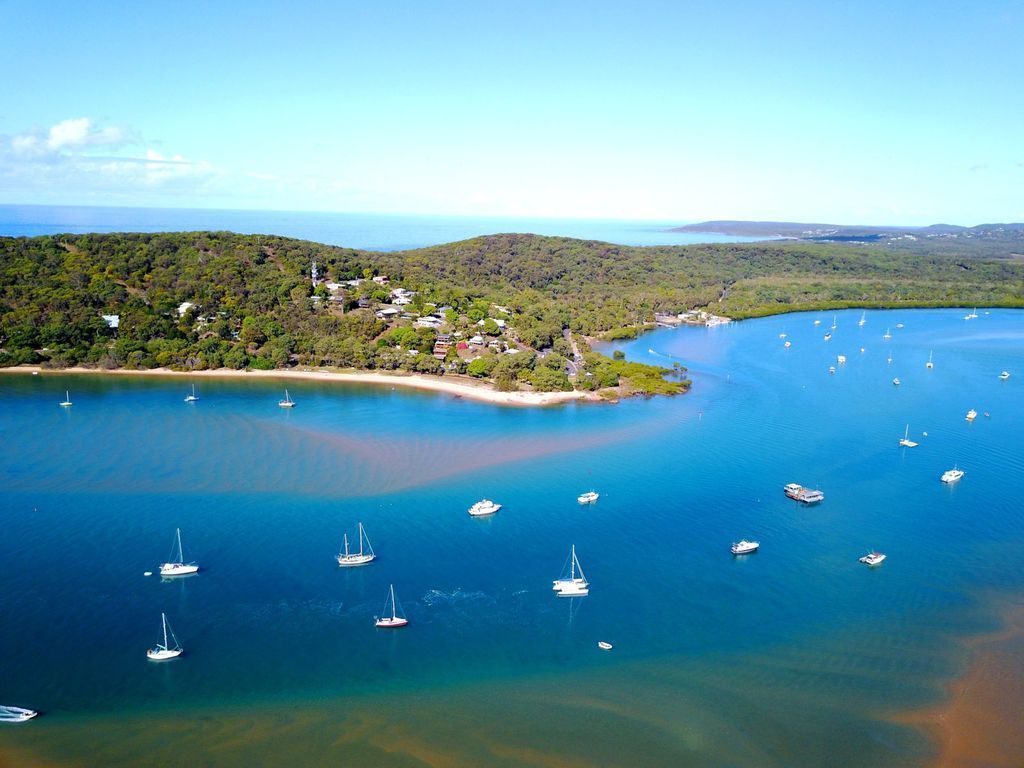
<box><xmin>887</xmin><ymin>351</ymin><xmax>893</xmax><ymax>364</ymax></box>
<box><xmin>831</xmin><ymin>315</ymin><xmax>837</xmax><ymax>331</ymax></box>
<box><xmin>0</xmin><ymin>705</ymin><xmax>38</xmax><ymax>722</ymax></box>
<box><xmin>336</xmin><ymin>522</ymin><xmax>375</xmax><ymax>567</ymax></box>
<box><xmin>59</xmin><ymin>390</ymin><xmax>73</xmax><ymax>407</ymax></box>
<box><xmin>926</xmin><ymin>351</ymin><xmax>934</xmax><ymax>369</ymax></box>
<box><xmin>374</xmin><ymin>584</ymin><xmax>408</xmax><ymax>628</ymax></box>
<box><xmin>552</xmin><ymin>545</ymin><xmax>589</xmax><ymax>597</ymax></box>
<box><xmin>159</xmin><ymin>528</ymin><xmax>199</xmax><ymax>576</ymax></box>
<box><xmin>883</xmin><ymin>328</ymin><xmax>892</xmax><ymax>340</ymax></box>
<box><xmin>898</xmin><ymin>424</ymin><xmax>918</xmax><ymax>448</ymax></box>
<box><xmin>278</xmin><ymin>389</ymin><xmax>295</xmax><ymax>408</ymax></box>
<box><xmin>184</xmin><ymin>384</ymin><xmax>199</xmax><ymax>402</ymax></box>
<box><xmin>858</xmin><ymin>311</ymin><xmax>866</xmax><ymax>326</ymax></box>
<box><xmin>146</xmin><ymin>612</ymin><xmax>183</xmax><ymax>660</ymax></box>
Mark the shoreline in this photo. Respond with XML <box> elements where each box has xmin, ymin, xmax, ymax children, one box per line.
<box><xmin>0</xmin><ymin>365</ymin><xmax>605</xmax><ymax>407</ymax></box>
<box><xmin>892</xmin><ymin>600</ymin><xmax>1024</xmax><ymax>767</ymax></box>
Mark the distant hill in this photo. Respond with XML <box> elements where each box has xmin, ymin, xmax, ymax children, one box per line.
<box><xmin>671</xmin><ymin>220</ymin><xmax>1024</xmax><ymax>242</ymax></box>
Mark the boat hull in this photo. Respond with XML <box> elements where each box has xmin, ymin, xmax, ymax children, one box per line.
<box><xmin>159</xmin><ymin>563</ymin><xmax>199</xmax><ymax>576</ymax></box>
<box><xmin>146</xmin><ymin>648</ymin><xmax>183</xmax><ymax>661</ymax></box>
<box><xmin>556</xmin><ymin>588</ymin><xmax>589</xmax><ymax>597</ymax></box>
<box><xmin>375</xmin><ymin>617</ymin><xmax>408</xmax><ymax>628</ymax></box>
<box><xmin>337</xmin><ymin>554</ymin><xmax>375</xmax><ymax>567</ymax></box>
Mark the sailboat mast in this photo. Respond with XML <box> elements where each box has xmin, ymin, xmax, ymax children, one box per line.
<box><xmin>343</xmin><ymin>533</ymin><xmax>350</xmax><ymax>557</ymax></box>
<box><xmin>389</xmin><ymin>585</ymin><xmax>396</xmax><ymax>619</ymax></box>
<box><xmin>357</xmin><ymin>523</ymin><xmax>364</xmax><ymax>556</ymax></box>
<box><xmin>570</xmin><ymin>545</ymin><xmax>576</xmax><ymax>580</ymax></box>
<box><xmin>162</xmin><ymin>613</ymin><xmax>168</xmax><ymax>650</ymax></box>
<box><xmin>176</xmin><ymin>528</ymin><xmax>183</xmax><ymax>562</ymax></box>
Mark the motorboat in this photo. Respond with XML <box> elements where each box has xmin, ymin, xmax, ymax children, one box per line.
<box><xmin>892</xmin><ymin>377</ymin><xmax>900</xmax><ymax>386</ymax></box>
<box><xmin>468</xmin><ymin>499</ymin><xmax>502</xmax><ymax>516</ymax></box>
<box><xmin>859</xmin><ymin>551</ymin><xmax>886</xmax><ymax>567</ymax></box>
<box><xmin>577</xmin><ymin>491</ymin><xmax>599</xmax><ymax>504</ymax></box>
<box><xmin>374</xmin><ymin>584</ymin><xmax>409</xmax><ymax>628</ymax></box>
<box><xmin>336</xmin><ymin>522</ymin><xmax>376</xmax><ymax>566</ymax></box>
<box><xmin>0</xmin><ymin>706</ymin><xmax>38</xmax><ymax>723</ymax></box>
<box><xmin>597</xmin><ymin>641</ymin><xmax>613</xmax><ymax>650</ymax></box>
<box><xmin>941</xmin><ymin>466</ymin><xmax>965</xmax><ymax>483</ymax></box>
<box><xmin>147</xmin><ymin>612</ymin><xmax>183</xmax><ymax>660</ymax></box>
<box><xmin>828</xmin><ymin>366</ymin><xmax>836</xmax><ymax>374</ymax></box>
<box><xmin>783</xmin><ymin>483</ymin><xmax>824</xmax><ymax>503</ymax></box>
<box><xmin>159</xmin><ymin>528</ymin><xmax>199</xmax><ymax>576</ymax></box>
<box><xmin>1000</xmin><ymin>371</ymin><xmax>1010</xmax><ymax>380</ymax></box>
<box><xmin>731</xmin><ymin>540</ymin><xmax>759</xmax><ymax>555</ymax></box>
<box><xmin>837</xmin><ymin>355</ymin><xmax>846</xmax><ymax>364</ymax></box>
<box><xmin>965</xmin><ymin>409</ymin><xmax>977</xmax><ymax>421</ymax></box>
<box><xmin>784</xmin><ymin>340</ymin><xmax>791</xmax><ymax>348</ymax></box>
<box><xmin>823</xmin><ymin>333</ymin><xmax>832</xmax><ymax>341</ymax></box>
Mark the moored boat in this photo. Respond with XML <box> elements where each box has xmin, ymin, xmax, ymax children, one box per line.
<box><xmin>577</xmin><ymin>491</ymin><xmax>599</xmax><ymax>504</ymax></box>
<box><xmin>278</xmin><ymin>389</ymin><xmax>295</xmax><ymax>408</ymax></box>
<box><xmin>1000</xmin><ymin>371</ymin><xmax>1010</xmax><ymax>380</ymax></box>
<box><xmin>941</xmin><ymin>466</ymin><xmax>965</xmax><ymax>483</ymax></box>
<box><xmin>898</xmin><ymin>424</ymin><xmax>918</xmax><ymax>447</ymax></box>
<box><xmin>159</xmin><ymin>528</ymin><xmax>199</xmax><ymax>576</ymax></box>
<box><xmin>468</xmin><ymin>498</ymin><xmax>501</xmax><ymax>516</ymax></box>
<box><xmin>731</xmin><ymin>539</ymin><xmax>759</xmax><ymax>555</ymax></box>
<box><xmin>184</xmin><ymin>384</ymin><xmax>199</xmax><ymax>402</ymax></box>
<box><xmin>553</xmin><ymin>545</ymin><xmax>589</xmax><ymax>596</ymax></box>
<box><xmin>146</xmin><ymin>612</ymin><xmax>183</xmax><ymax>660</ymax></box>
<box><xmin>965</xmin><ymin>409</ymin><xmax>977</xmax><ymax>421</ymax></box>
<box><xmin>374</xmin><ymin>584</ymin><xmax>408</xmax><ymax>628</ymax></box>
<box><xmin>783</xmin><ymin>483</ymin><xmax>824</xmax><ymax>503</ymax></box>
<box><xmin>859</xmin><ymin>551</ymin><xmax>886</xmax><ymax>566</ymax></box>
<box><xmin>336</xmin><ymin>522</ymin><xmax>376</xmax><ymax>566</ymax></box>
<box><xmin>59</xmin><ymin>390</ymin><xmax>73</xmax><ymax>407</ymax></box>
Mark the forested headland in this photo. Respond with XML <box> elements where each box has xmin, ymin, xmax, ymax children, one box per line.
<box><xmin>2</xmin><ymin>231</ymin><xmax>1022</xmax><ymax>396</ymax></box>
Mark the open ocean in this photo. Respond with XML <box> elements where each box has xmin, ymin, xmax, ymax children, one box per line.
<box><xmin>1</xmin><ymin>307</ymin><xmax>1022</xmax><ymax>766</ymax></box>
<box><xmin>0</xmin><ymin>204</ymin><xmax>760</xmax><ymax>251</ymax></box>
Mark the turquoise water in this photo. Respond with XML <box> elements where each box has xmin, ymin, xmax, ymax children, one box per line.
<box><xmin>0</xmin><ymin>204</ymin><xmax>760</xmax><ymax>250</ymax></box>
<box><xmin>1</xmin><ymin>308</ymin><xmax>1022</xmax><ymax>765</ymax></box>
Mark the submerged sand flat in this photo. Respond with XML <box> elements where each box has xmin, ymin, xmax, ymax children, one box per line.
<box><xmin>0</xmin><ymin>366</ymin><xmax>602</xmax><ymax>407</ymax></box>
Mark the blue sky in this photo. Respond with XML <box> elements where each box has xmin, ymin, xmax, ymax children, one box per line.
<box><xmin>2</xmin><ymin>0</ymin><xmax>1022</xmax><ymax>224</ymax></box>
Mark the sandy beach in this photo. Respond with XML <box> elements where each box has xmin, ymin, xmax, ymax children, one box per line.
<box><xmin>0</xmin><ymin>365</ymin><xmax>603</xmax><ymax>407</ymax></box>
<box><xmin>893</xmin><ymin>601</ymin><xmax>1024</xmax><ymax>768</ymax></box>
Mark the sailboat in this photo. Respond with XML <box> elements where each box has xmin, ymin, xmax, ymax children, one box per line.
<box><xmin>883</xmin><ymin>328</ymin><xmax>892</xmax><ymax>340</ymax></box>
<box><xmin>59</xmin><ymin>390</ymin><xmax>73</xmax><ymax>407</ymax></box>
<box><xmin>858</xmin><ymin>311</ymin><xmax>866</xmax><ymax>327</ymax></box>
<box><xmin>898</xmin><ymin>424</ymin><xmax>918</xmax><ymax>448</ymax></box>
<box><xmin>159</xmin><ymin>528</ymin><xmax>199</xmax><ymax>576</ymax></box>
<box><xmin>336</xmin><ymin>522</ymin><xmax>375</xmax><ymax>567</ymax></box>
<box><xmin>552</xmin><ymin>545</ymin><xmax>589</xmax><ymax>597</ymax></box>
<box><xmin>184</xmin><ymin>384</ymin><xmax>199</xmax><ymax>402</ymax></box>
<box><xmin>146</xmin><ymin>612</ymin><xmax>183</xmax><ymax>660</ymax></box>
<box><xmin>887</xmin><ymin>351</ymin><xmax>893</xmax><ymax>364</ymax></box>
<box><xmin>831</xmin><ymin>315</ymin><xmax>837</xmax><ymax>331</ymax></box>
<box><xmin>926</xmin><ymin>351</ymin><xmax>934</xmax><ymax>369</ymax></box>
<box><xmin>278</xmin><ymin>389</ymin><xmax>295</xmax><ymax>408</ymax></box>
<box><xmin>374</xmin><ymin>584</ymin><xmax>408</xmax><ymax>628</ymax></box>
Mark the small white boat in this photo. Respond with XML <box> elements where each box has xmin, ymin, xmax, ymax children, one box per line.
<box><xmin>883</xmin><ymin>328</ymin><xmax>892</xmax><ymax>340</ymax></box>
<box><xmin>837</xmin><ymin>355</ymin><xmax>847</xmax><ymax>364</ymax></box>
<box><xmin>278</xmin><ymin>389</ymin><xmax>295</xmax><ymax>408</ymax></box>
<box><xmin>887</xmin><ymin>352</ymin><xmax>893</xmax><ymax>365</ymax></box>
<box><xmin>925</xmin><ymin>351</ymin><xmax>934</xmax><ymax>369</ymax></box>
<box><xmin>374</xmin><ymin>584</ymin><xmax>408</xmax><ymax>628</ymax></box>
<box><xmin>941</xmin><ymin>466</ymin><xmax>965</xmax><ymax>484</ymax></box>
<box><xmin>0</xmin><ymin>705</ymin><xmax>38</xmax><ymax>723</ymax></box>
<box><xmin>553</xmin><ymin>545</ymin><xmax>589</xmax><ymax>597</ymax></box>
<box><xmin>892</xmin><ymin>377</ymin><xmax>900</xmax><ymax>386</ymax></box>
<box><xmin>1000</xmin><ymin>371</ymin><xmax>1010</xmax><ymax>380</ymax></box>
<box><xmin>731</xmin><ymin>540</ymin><xmax>759</xmax><ymax>555</ymax></box>
<box><xmin>823</xmin><ymin>333</ymin><xmax>832</xmax><ymax>341</ymax></box>
<box><xmin>184</xmin><ymin>384</ymin><xmax>199</xmax><ymax>402</ymax></box>
<box><xmin>964</xmin><ymin>308</ymin><xmax>978</xmax><ymax>320</ymax></box>
<box><xmin>779</xmin><ymin>331</ymin><xmax>787</xmax><ymax>339</ymax></box>
<box><xmin>147</xmin><ymin>612</ymin><xmax>183</xmax><ymax>660</ymax></box>
<box><xmin>159</xmin><ymin>528</ymin><xmax>199</xmax><ymax>577</ymax></box>
<box><xmin>597</xmin><ymin>641</ymin><xmax>613</xmax><ymax>650</ymax></box>
<box><xmin>828</xmin><ymin>366</ymin><xmax>836</xmax><ymax>374</ymax></box>
<box><xmin>859</xmin><ymin>551</ymin><xmax>886</xmax><ymax>567</ymax></box>
<box><xmin>468</xmin><ymin>498</ymin><xmax>501</xmax><ymax>516</ymax></box>
<box><xmin>898</xmin><ymin>424</ymin><xmax>918</xmax><ymax>448</ymax></box>
<box><xmin>577</xmin><ymin>491</ymin><xmax>599</xmax><ymax>504</ymax></box>
<box><xmin>784</xmin><ymin>340</ymin><xmax>791</xmax><ymax>348</ymax></box>
<box><xmin>965</xmin><ymin>409</ymin><xmax>977</xmax><ymax>421</ymax></box>
<box><xmin>858</xmin><ymin>311</ymin><xmax>866</xmax><ymax>327</ymax></box>
<box><xmin>59</xmin><ymin>390</ymin><xmax>73</xmax><ymax>407</ymax></box>
<box><xmin>895</xmin><ymin>323</ymin><xmax>904</xmax><ymax>328</ymax></box>
<box><xmin>813</xmin><ymin>319</ymin><xmax>821</xmax><ymax>326</ymax></box>
<box><xmin>336</xmin><ymin>522</ymin><xmax>376</xmax><ymax>567</ymax></box>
